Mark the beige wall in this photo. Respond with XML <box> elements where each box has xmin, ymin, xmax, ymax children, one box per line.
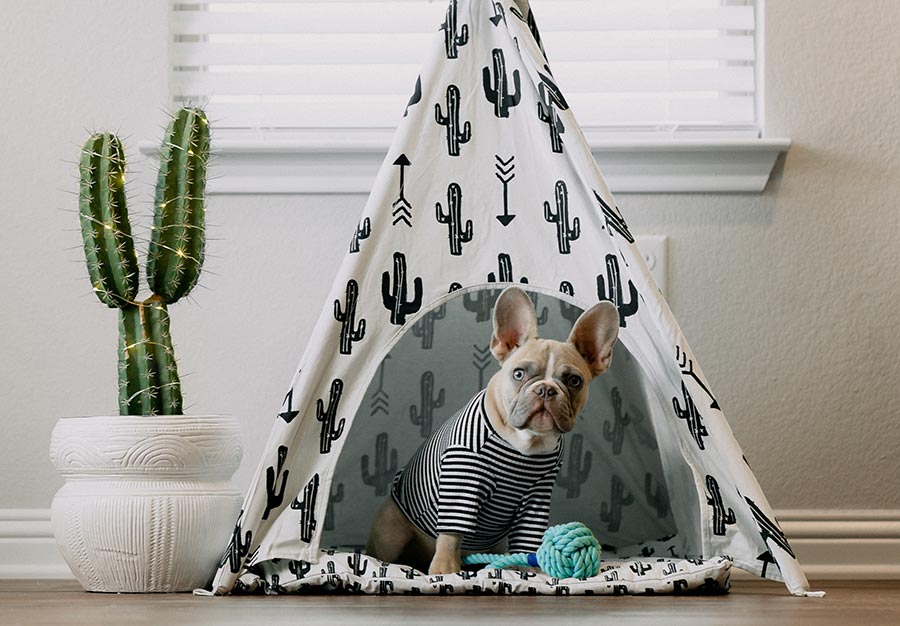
<box><xmin>1</xmin><ymin>0</ymin><xmax>898</xmax><ymax>512</ymax></box>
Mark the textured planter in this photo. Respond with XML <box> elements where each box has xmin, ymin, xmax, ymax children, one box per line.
<box><xmin>49</xmin><ymin>415</ymin><xmax>243</xmax><ymax>593</ymax></box>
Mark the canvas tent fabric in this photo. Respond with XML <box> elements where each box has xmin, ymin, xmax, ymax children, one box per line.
<box><xmin>210</xmin><ymin>0</ymin><xmax>817</xmax><ymax>596</ymax></box>
<box><xmin>216</xmin><ymin>550</ymin><xmax>734</xmax><ymax>596</ymax></box>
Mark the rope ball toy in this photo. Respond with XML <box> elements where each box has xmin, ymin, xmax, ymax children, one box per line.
<box><xmin>462</xmin><ymin>522</ymin><xmax>602</xmax><ymax>579</ymax></box>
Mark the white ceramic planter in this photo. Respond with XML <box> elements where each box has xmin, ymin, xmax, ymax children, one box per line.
<box><xmin>49</xmin><ymin>415</ymin><xmax>243</xmax><ymax>593</ymax></box>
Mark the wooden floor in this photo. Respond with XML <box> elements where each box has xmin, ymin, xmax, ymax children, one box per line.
<box><xmin>1</xmin><ymin>579</ymin><xmax>898</xmax><ymax>626</ymax></box>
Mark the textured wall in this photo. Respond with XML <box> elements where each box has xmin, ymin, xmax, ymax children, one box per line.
<box><xmin>1</xmin><ymin>0</ymin><xmax>897</xmax><ymax>511</ymax></box>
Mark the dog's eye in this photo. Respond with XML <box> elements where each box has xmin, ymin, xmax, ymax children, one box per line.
<box><xmin>567</xmin><ymin>375</ymin><xmax>583</xmax><ymax>388</ymax></box>
<box><xmin>512</xmin><ymin>368</ymin><xmax>525</xmax><ymax>381</ymax></box>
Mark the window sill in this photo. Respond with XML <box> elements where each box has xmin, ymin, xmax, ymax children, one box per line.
<box><xmin>137</xmin><ymin>130</ymin><xmax>790</xmax><ymax>195</ymax></box>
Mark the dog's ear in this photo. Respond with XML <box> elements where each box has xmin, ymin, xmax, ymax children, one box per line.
<box><xmin>491</xmin><ymin>287</ymin><xmax>538</xmax><ymax>362</ymax></box>
<box><xmin>567</xmin><ymin>301</ymin><xmax>620</xmax><ymax>376</ymax></box>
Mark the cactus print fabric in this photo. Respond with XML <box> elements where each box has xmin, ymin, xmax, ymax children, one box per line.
<box><xmin>223</xmin><ymin>550</ymin><xmax>732</xmax><ymax>596</ymax></box>
<box><xmin>209</xmin><ymin>0</ymin><xmax>817</xmax><ymax>596</ymax></box>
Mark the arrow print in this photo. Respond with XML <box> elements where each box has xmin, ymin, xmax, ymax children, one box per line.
<box><xmin>370</xmin><ymin>355</ymin><xmax>391</xmax><ymax>416</ymax></box>
<box><xmin>278</xmin><ymin>387</ymin><xmax>300</xmax><ymax>424</ymax></box>
<box><xmin>676</xmin><ymin>345</ymin><xmax>720</xmax><ymax>410</ymax></box>
<box><xmin>489</xmin><ymin>2</ymin><xmax>506</xmax><ymax>26</ymax></box>
<box><xmin>495</xmin><ymin>154</ymin><xmax>516</xmax><ymax>226</ymax></box>
<box><xmin>392</xmin><ymin>154</ymin><xmax>413</xmax><ymax>227</ymax></box>
<box><xmin>472</xmin><ymin>344</ymin><xmax>493</xmax><ymax>389</ymax></box>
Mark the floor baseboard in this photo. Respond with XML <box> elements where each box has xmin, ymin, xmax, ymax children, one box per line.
<box><xmin>2</xmin><ymin>508</ymin><xmax>898</xmax><ymax>580</ymax></box>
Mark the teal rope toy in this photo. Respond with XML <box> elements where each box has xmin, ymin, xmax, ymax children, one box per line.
<box><xmin>462</xmin><ymin>522</ymin><xmax>602</xmax><ymax>579</ymax></box>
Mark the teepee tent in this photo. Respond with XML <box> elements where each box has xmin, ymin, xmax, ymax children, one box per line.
<box><xmin>210</xmin><ymin>0</ymin><xmax>816</xmax><ymax>596</ymax></box>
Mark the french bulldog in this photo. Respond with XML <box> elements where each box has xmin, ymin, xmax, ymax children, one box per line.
<box><xmin>365</xmin><ymin>286</ymin><xmax>619</xmax><ymax>575</ymax></box>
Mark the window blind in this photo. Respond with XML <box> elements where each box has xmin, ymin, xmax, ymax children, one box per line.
<box><xmin>169</xmin><ymin>0</ymin><xmax>761</xmax><ymax>139</ymax></box>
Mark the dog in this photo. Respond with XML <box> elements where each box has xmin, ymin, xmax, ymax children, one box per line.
<box><xmin>365</xmin><ymin>286</ymin><xmax>620</xmax><ymax>574</ymax></box>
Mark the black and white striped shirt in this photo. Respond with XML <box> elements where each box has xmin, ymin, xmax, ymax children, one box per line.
<box><xmin>391</xmin><ymin>390</ymin><xmax>563</xmax><ymax>552</ymax></box>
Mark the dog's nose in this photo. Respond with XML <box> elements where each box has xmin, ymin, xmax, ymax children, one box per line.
<box><xmin>533</xmin><ymin>382</ymin><xmax>557</xmax><ymax>398</ymax></box>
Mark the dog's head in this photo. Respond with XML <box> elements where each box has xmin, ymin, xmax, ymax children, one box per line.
<box><xmin>489</xmin><ymin>286</ymin><xmax>619</xmax><ymax>435</ymax></box>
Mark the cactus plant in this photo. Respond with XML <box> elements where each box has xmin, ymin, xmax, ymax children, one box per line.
<box><xmin>440</xmin><ymin>0</ymin><xmax>469</xmax><ymax>59</ymax></box>
<box><xmin>78</xmin><ymin>107</ymin><xmax>210</xmax><ymax>415</ymax></box>
<box><xmin>482</xmin><ymin>48</ymin><xmax>521</xmax><ymax>118</ymax></box>
<box><xmin>316</xmin><ymin>379</ymin><xmax>346</xmax><ymax>454</ymax></box>
<box><xmin>597</xmin><ymin>254</ymin><xmax>638</xmax><ymax>327</ymax></box>
<box><xmin>361</xmin><ymin>432</ymin><xmax>398</xmax><ymax>496</ymax></box>
<box><xmin>600</xmin><ymin>474</ymin><xmax>634</xmax><ymax>533</ymax></box>
<box><xmin>334</xmin><ymin>280</ymin><xmax>366</xmax><ymax>355</ymax></box>
<box><xmin>603</xmin><ymin>387</ymin><xmax>631</xmax><ymax>455</ymax></box>
<box><xmin>544</xmin><ymin>180</ymin><xmax>580</xmax><ymax>254</ymax></box>
<box><xmin>435</xmin><ymin>182</ymin><xmax>473</xmax><ymax>255</ymax></box>
<box><xmin>381</xmin><ymin>252</ymin><xmax>423</xmax><ymax>325</ymax></box>
<box><xmin>557</xmin><ymin>433</ymin><xmax>591</xmax><ymax>498</ymax></box>
<box><xmin>409</xmin><ymin>371</ymin><xmax>445</xmax><ymax>438</ymax></box>
<box><xmin>537</xmin><ymin>85</ymin><xmax>565</xmax><ymax>153</ymax></box>
<box><xmin>290</xmin><ymin>473</ymin><xmax>319</xmax><ymax>543</ymax></box>
<box><xmin>435</xmin><ymin>85</ymin><xmax>471</xmax><ymax>157</ymax></box>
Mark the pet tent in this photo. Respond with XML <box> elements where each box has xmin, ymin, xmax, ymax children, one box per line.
<box><xmin>209</xmin><ymin>0</ymin><xmax>817</xmax><ymax>596</ymax></box>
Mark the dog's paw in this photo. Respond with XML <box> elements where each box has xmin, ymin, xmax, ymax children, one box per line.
<box><xmin>428</xmin><ymin>556</ymin><xmax>462</xmax><ymax>575</ymax></box>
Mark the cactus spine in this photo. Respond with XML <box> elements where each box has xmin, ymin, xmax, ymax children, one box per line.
<box><xmin>435</xmin><ymin>85</ymin><xmax>471</xmax><ymax>157</ymax></box>
<box><xmin>436</xmin><ymin>182</ymin><xmax>473</xmax><ymax>256</ymax></box>
<box><xmin>544</xmin><ymin>180</ymin><xmax>580</xmax><ymax>254</ymax></box>
<box><xmin>78</xmin><ymin>107</ymin><xmax>210</xmax><ymax>415</ymax></box>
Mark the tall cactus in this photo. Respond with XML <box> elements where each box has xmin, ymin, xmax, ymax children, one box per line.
<box><xmin>435</xmin><ymin>85</ymin><xmax>471</xmax><ymax>157</ymax></box>
<box><xmin>597</xmin><ymin>254</ymin><xmax>639</xmax><ymax>327</ymax></box>
<box><xmin>411</xmin><ymin>304</ymin><xmax>446</xmax><ymax>349</ymax></box>
<box><xmin>603</xmin><ymin>387</ymin><xmax>631</xmax><ymax>455</ymax></box>
<box><xmin>334</xmin><ymin>280</ymin><xmax>366</xmax><ymax>355</ymax></box>
<box><xmin>78</xmin><ymin>107</ymin><xmax>210</xmax><ymax>415</ymax></box>
<box><xmin>78</xmin><ymin>133</ymin><xmax>139</xmax><ymax>309</ymax></box>
<box><xmin>482</xmin><ymin>48</ymin><xmax>521</xmax><ymax>118</ymax></box>
<box><xmin>435</xmin><ymin>182</ymin><xmax>473</xmax><ymax>256</ymax></box>
<box><xmin>440</xmin><ymin>0</ymin><xmax>469</xmax><ymax>59</ymax></box>
<box><xmin>361</xmin><ymin>432</ymin><xmax>398</xmax><ymax>496</ymax></box>
<box><xmin>381</xmin><ymin>252</ymin><xmax>423</xmax><ymax>325</ymax></box>
<box><xmin>410</xmin><ymin>371</ymin><xmax>445</xmax><ymax>438</ymax></box>
<box><xmin>557</xmin><ymin>433</ymin><xmax>592</xmax><ymax>498</ymax></box>
<box><xmin>349</xmin><ymin>217</ymin><xmax>370</xmax><ymax>253</ymax></box>
<box><xmin>544</xmin><ymin>180</ymin><xmax>580</xmax><ymax>254</ymax></box>
<box><xmin>600</xmin><ymin>474</ymin><xmax>634</xmax><ymax>533</ymax></box>
<box><xmin>316</xmin><ymin>379</ymin><xmax>346</xmax><ymax>454</ymax></box>
<box><xmin>146</xmin><ymin>108</ymin><xmax>209</xmax><ymax>303</ymax></box>
<box><xmin>537</xmin><ymin>84</ymin><xmax>565</xmax><ymax>153</ymax></box>
<box><xmin>558</xmin><ymin>281</ymin><xmax>581</xmax><ymax>326</ymax></box>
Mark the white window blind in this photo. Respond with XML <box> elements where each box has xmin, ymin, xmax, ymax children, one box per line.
<box><xmin>169</xmin><ymin>0</ymin><xmax>762</xmax><ymax>139</ymax></box>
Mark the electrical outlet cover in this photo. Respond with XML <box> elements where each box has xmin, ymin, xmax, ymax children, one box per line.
<box><xmin>634</xmin><ymin>236</ymin><xmax>668</xmax><ymax>297</ymax></box>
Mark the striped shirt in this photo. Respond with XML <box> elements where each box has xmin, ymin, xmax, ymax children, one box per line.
<box><xmin>391</xmin><ymin>390</ymin><xmax>563</xmax><ymax>552</ymax></box>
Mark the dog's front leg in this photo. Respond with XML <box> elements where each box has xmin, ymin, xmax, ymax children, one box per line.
<box><xmin>429</xmin><ymin>533</ymin><xmax>463</xmax><ymax>575</ymax></box>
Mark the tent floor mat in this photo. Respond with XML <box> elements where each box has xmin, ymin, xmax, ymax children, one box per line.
<box><xmin>227</xmin><ymin>550</ymin><xmax>733</xmax><ymax>596</ymax></box>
